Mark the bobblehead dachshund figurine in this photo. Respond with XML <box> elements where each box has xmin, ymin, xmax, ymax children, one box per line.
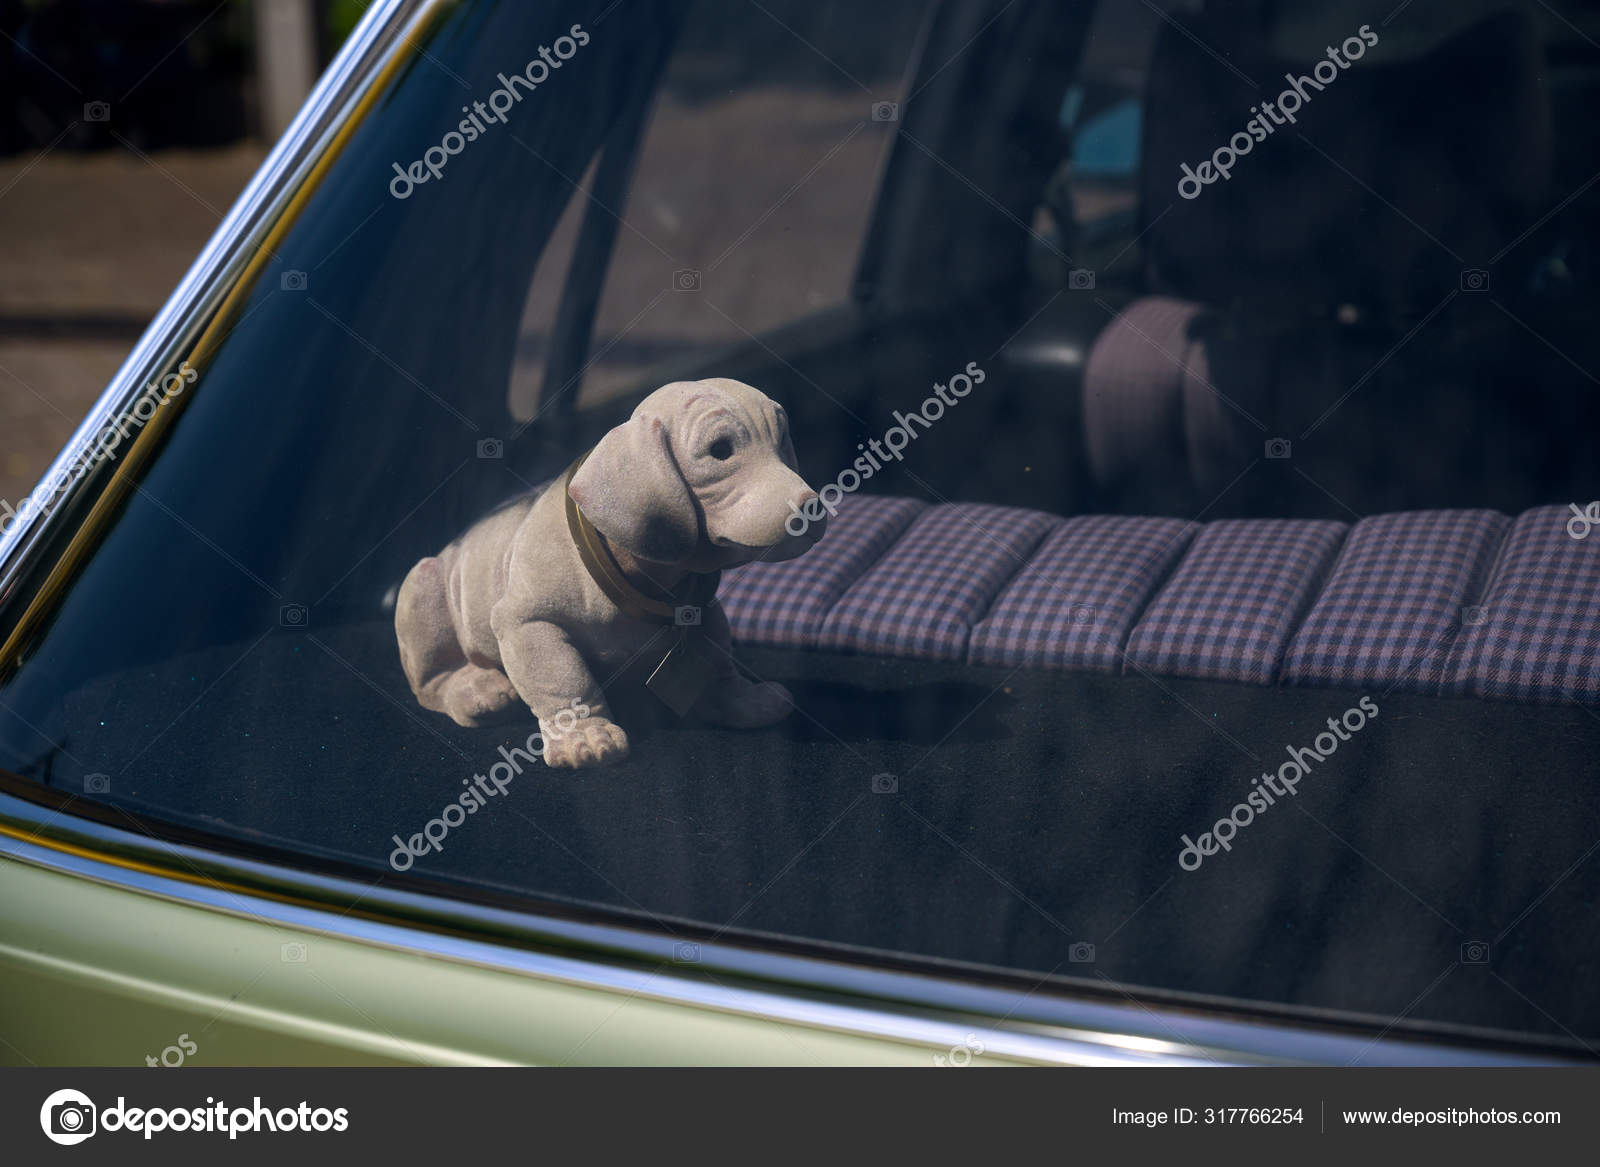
<box><xmin>395</xmin><ymin>379</ymin><xmax>825</xmax><ymax>768</ymax></box>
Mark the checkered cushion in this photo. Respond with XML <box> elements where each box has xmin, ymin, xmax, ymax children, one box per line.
<box><xmin>969</xmin><ymin>515</ymin><xmax>1199</xmax><ymax>671</ymax></box>
<box><xmin>1283</xmin><ymin>510</ymin><xmax>1510</xmax><ymax>692</ymax></box>
<box><xmin>1124</xmin><ymin>519</ymin><xmax>1348</xmax><ymax>684</ymax></box>
<box><xmin>818</xmin><ymin>503</ymin><xmax>1060</xmax><ymax>661</ymax></box>
<box><xmin>717</xmin><ymin>495</ymin><xmax>1597</xmax><ymax>705</ymax></box>
<box><xmin>719</xmin><ymin>493</ymin><xmax>925</xmax><ymax>647</ymax></box>
<box><xmin>1444</xmin><ymin>505</ymin><xmax>1600</xmax><ymax>703</ymax></box>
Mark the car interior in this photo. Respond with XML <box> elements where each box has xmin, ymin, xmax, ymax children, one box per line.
<box><xmin>3</xmin><ymin>0</ymin><xmax>1599</xmax><ymax>1057</ymax></box>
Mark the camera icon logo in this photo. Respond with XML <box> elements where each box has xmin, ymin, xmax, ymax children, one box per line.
<box><xmin>1068</xmin><ymin>941</ymin><xmax>1096</xmax><ymax>963</ymax></box>
<box><xmin>672</xmin><ymin>269</ymin><xmax>702</xmax><ymax>292</ymax></box>
<box><xmin>933</xmin><ymin>1033</ymin><xmax>985</xmax><ymax>1067</ymax></box>
<box><xmin>1460</xmin><ymin>940</ymin><xmax>1490</xmax><ymax>964</ymax></box>
<box><xmin>870</xmin><ymin>772</ymin><xmax>898</xmax><ymax>795</ymax></box>
<box><xmin>674</xmin><ymin>605</ymin><xmax>702</xmax><ymax>627</ymax></box>
<box><xmin>1461</xmin><ymin>605</ymin><xmax>1488</xmax><ymax>628</ymax></box>
<box><xmin>871</xmin><ymin>101</ymin><xmax>899</xmax><ymax>122</ymax></box>
<box><xmin>40</xmin><ymin>1088</ymin><xmax>97</xmax><ymax>1145</ymax></box>
<box><xmin>83</xmin><ymin>101</ymin><xmax>111</xmax><ymax>123</ymax></box>
<box><xmin>84</xmin><ymin>773</ymin><xmax>111</xmax><ymax>794</ymax></box>
<box><xmin>280</xmin><ymin>270</ymin><xmax>308</xmax><ymax>292</ymax></box>
<box><xmin>279</xmin><ymin>603</ymin><xmax>308</xmax><ymax>628</ymax></box>
<box><xmin>673</xmin><ymin>941</ymin><xmax>701</xmax><ymax>963</ymax></box>
<box><xmin>476</xmin><ymin>437</ymin><xmax>504</xmax><ymax>460</ymax></box>
<box><xmin>1460</xmin><ymin>268</ymin><xmax>1490</xmax><ymax>292</ymax></box>
<box><xmin>1071</xmin><ymin>604</ymin><xmax>1096</xmax><ymax>627</ymax></box>
<box><xmin>281</xmin><ymin>941</ymin><xmax>308</xmax><ymax>963</ymax></box>
<box><xmin>1265</xmin><ymin>438</ymin><xmax>1292</xmax><ymax>459</ymax></box>
<box><xmin>1068</xmin><ymin>268</ymin><xmax>1095</xmax><ymax>290</ymax></box>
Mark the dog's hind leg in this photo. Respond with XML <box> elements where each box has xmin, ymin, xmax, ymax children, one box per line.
<box><xmin>396</xmin><ymin>556</ymin><xmax>522</xmax><ymax>727</ymax></box>
<box><xmin>433</xmin><ymin>663</ymin><xmax>522</xmax><ymax>727</ymax></box>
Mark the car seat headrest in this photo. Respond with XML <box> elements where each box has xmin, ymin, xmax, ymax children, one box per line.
<box><xmin>1138</xmin><ymin>5</ymin><xmax>1550</xmax><ymax>317</ymax></box>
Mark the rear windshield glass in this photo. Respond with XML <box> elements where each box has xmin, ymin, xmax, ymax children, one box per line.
<box><xmin>4</xmin><ymin>0</ymin><xmax>1600</xmax><ymax>1054</ymax></box>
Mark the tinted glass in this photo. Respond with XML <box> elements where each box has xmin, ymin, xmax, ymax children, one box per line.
<box><xmin>3</xmin><ymin>0</ymin><xmax>1600</xmax><ymax>1055</ymax></box>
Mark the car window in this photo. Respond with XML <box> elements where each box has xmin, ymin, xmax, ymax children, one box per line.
<box><xmin>1038</xmin><ymin>0</ymin><xmax>1160</xmax><ymax>271</ymax></box>
<box><xmin>3</xmin><ymin>0</ymin><xmax>1600</xmax><ymax>1058</ymax></box>
<box><xmin>507</xmin><ymin>0</ymin><xmax>922</xmax><ymax>419</ymax></box>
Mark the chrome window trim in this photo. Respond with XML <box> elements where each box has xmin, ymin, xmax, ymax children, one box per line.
<box><xmin>0</xmin><ymin>0</ymin><xmax>433</xmax><ymax>602</ymax></box>
<box><xmin>0</xmin><ymin>833</ymin><xmax>1207</xmax><ymax>1067</ymax></box>
<box><xmin>0</xmin><ymin>789</ymin><xmax>1576</xmax><ymax>1066</ymax></box>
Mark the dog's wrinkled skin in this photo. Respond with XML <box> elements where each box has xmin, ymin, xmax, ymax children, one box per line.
<box><xmin>395</xmin><ymin>379</ymin><xmax>824</xmax><ymax>768</ymax></box>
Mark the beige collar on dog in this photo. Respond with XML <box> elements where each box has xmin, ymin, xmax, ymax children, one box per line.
<box><xmin>562</xmin><ymin>450</ymin><xmax>720</xmax><ymax>625</ymax></box>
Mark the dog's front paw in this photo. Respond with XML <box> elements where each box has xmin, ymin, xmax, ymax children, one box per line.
<box><xmin>541</xmin><ymin>716</ymin><xmax>630</xmax><ymax>769</ymax></box>
<box><xmin>692</xmin><ymin>675</ymin><xmax>794</xmax><ymax>728</ymax></box>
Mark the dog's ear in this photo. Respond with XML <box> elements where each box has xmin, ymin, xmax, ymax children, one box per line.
<box><xmin>569</xmin><ymin>415</ymin><xmax>699</xmax><ymax>564</ymax></box>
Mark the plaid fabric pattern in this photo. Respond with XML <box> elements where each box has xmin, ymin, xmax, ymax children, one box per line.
<box><xmin>718</xmin><ymin>494</ymin><xmax>926</xmax><ymax>647</ymax></box>
<box><xmin>1125</xmin><ymin>518</ymin><xmax>1348</xmax><ymax>684</ymax></box>
<box><xmin>719</xmin><ymin>495</ymin><xmax>1600</xmax><ymax>705</ymax></box>
<box><xmin>818</xmin><ymin>503</ymin><xmax>1060</xmax><ymax>661</ymax></box>
<box><xmin>1444</xmin><ymin>505</ymin><xmax>1600</xmax><ymax>703</ymax></box>
<box><xmin>969</xmin><ymin>515</ymin><xmax>1199</xmax><ymax>670</ymax></box>
<box><xmin>1283</xmin><ymin>510</ymin><xmax>1510</xmax><ymax>693</ymax></box>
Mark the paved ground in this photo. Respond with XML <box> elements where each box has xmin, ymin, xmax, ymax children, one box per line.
<box><xmin>0</xmin><ymin>144</ymin><xmax>266</xmax><ymax>508</ymax></box>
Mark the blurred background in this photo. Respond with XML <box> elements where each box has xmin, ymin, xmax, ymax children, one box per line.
<box><xmin>0</xmin><ymin>0</ymin><xmax>364</xmax><ymax>509</ymax></box>
<box><xmin>0</xmin><ymin>0</ymin><xmax>933</xmax><ymax>510</ymax></box>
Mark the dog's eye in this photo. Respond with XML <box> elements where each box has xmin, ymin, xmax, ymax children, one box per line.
<box><xmin>708</xmin><ymin>438</ymin><xmax>734</xmax><ymax>461</ymax></box>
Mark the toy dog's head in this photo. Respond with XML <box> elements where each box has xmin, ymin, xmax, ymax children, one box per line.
<box><xmin>568</xmin><ymin>378</ymin><xmax>824</xmax><ymax>571</ymax></box>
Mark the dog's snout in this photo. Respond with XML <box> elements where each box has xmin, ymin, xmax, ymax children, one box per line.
<box><xmin>793</xmin><ymin>488</ymin><xmax>825</xmax><ymax>538</ymax></box>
